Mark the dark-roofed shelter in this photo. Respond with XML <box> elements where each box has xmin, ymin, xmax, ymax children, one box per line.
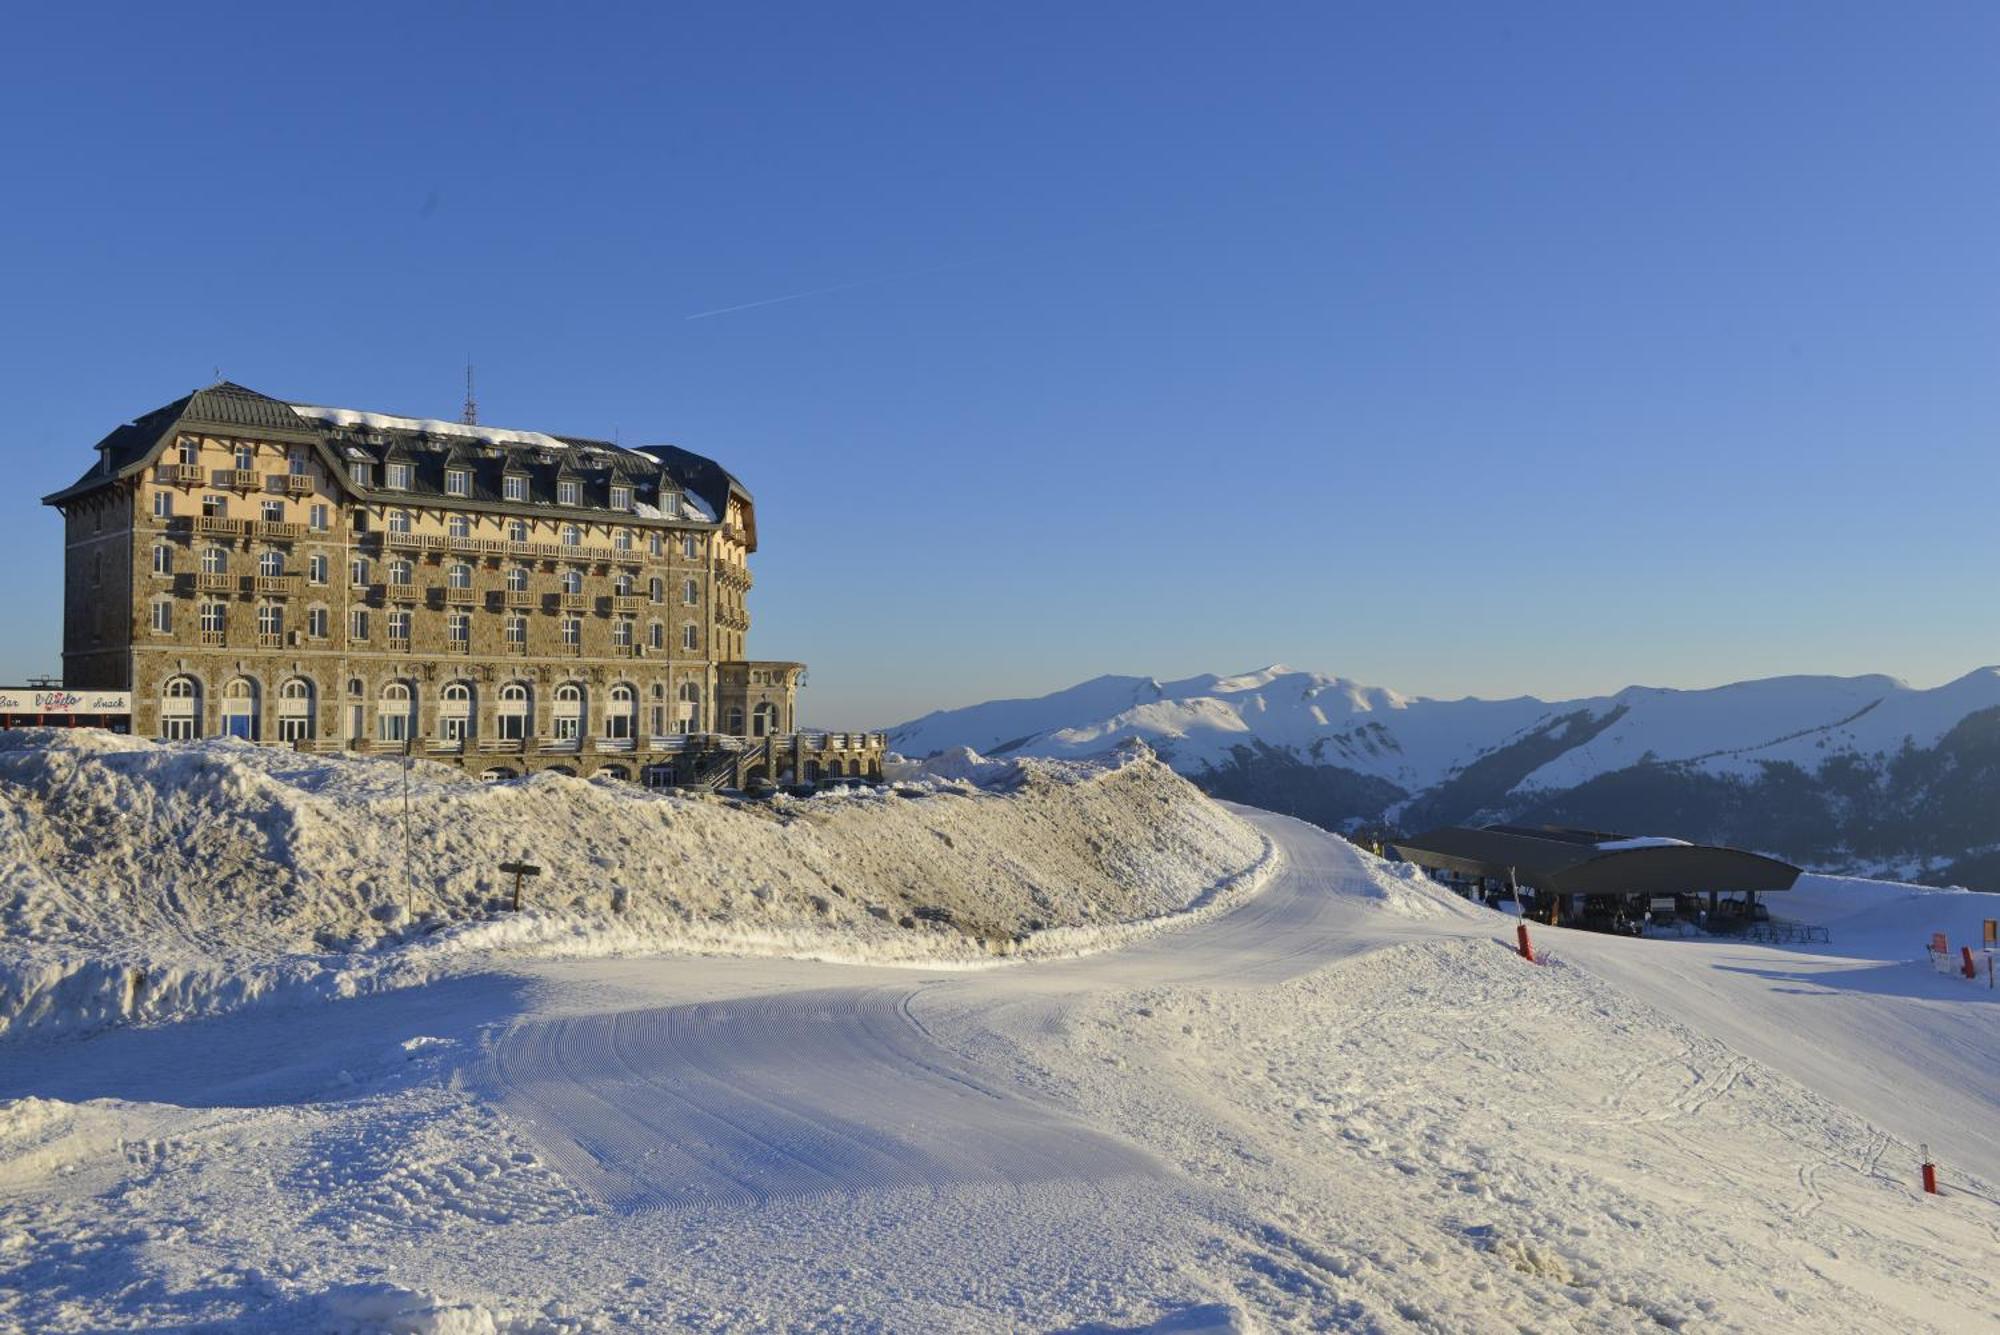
<box><xmin>1389</xmin><ymin>824</ymin><xmax>1801</xmax><ymax>934</ymax></box>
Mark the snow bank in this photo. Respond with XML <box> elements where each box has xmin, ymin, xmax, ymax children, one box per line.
<box><xmin>0</xmin><ymin>733</ymin><xmax>1265</xmax><ymax>1041</ymax></box>
<box><xmin>1783</xmin><ymin>871</ymin><xmax>1995</xmax><ymax>960</ymax></box>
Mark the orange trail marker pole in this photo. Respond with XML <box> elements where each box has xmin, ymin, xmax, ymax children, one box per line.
<box><xmin>1963</xmin><ymin>946</ymin><xmax>1978</xmax><ymax>980</ymax></box>
<box><xmin>1516</xmin><ymin>923</ymin><xmax>1535</xmax><ymax>963</ymax></box>
<box><xmin>1922</xmin><ymin>1144</ymin><xmax>1939</xmax><ymax>1195</ymax></box>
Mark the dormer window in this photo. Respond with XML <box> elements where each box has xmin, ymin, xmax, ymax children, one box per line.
<box><xmin>558</xmin><ymin>480</ymin><xmax>581</xmax><ymax>507</ymax></box>
<box><xmin>445</xmin><ymin>468</ymin><xmax>470</xmax><ymax>497</ymax></box>
<box><xmin>386</xmin><ymin>462</ymin><xmax>413</xmax><ymax>490</ymax></box>
<box><xmin>503</xmin><ymin>474</ymin><xmax>528</xmax><ymax>503</ymax></box>
<box><xmin>659</xmin><ymin>491</ymin><xmax>680</xmax><ymax>519</ymax></box>
<box><xmin>610</xmin><ymin>484</ymin><xmax>631</xmax><ymax>511</ymax></box>
<box><xmin>350</xmin><ymin>461</ymin><xmax>374</xmax><ymax>487</ymax></box>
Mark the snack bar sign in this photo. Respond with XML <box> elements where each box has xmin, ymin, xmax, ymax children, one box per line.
<box><xmin>0</xmin><ymin>688</ymin><xmax>131</xmax><ymax>715</ymax></box>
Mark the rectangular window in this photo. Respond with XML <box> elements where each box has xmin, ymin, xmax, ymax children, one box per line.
<box><xmin>683</xmin><ymin>579</ymin><xmax>699</xmax><ymax>605</ymax></box>
<box><xmin>613</xmin><ymin>619</ymin><xmax>633</xmax><ymax>647</ymax></box>
<box><xmin>445</xmin><ymin>469</ymin><xmax>470</xmax><ymax>497</ymax></box>
<box><xmin>558</xmin><ymin>480</ymin><xmax>580</xmax><ymax>506</ymax></box>
<box><xmin>562</xmin><ymin>617</ymin><xmax>581</xmax><ymax>646</ymax></box>
<box><xmin>448</xmin><ymin>611</ymin><xmax>470</xmax><ymax>643</ymax></box>
<box><xmin>503</xmin><ymin>474</ymin><xmax>527</xmax><ymax>503</ymax></box>
<box><xmin>386</xmin><ymin>462</ymin><xmax>412</xmax><ymax>490</ymax></box>
<box><xmin>235</xmin><ymin>443</ymin><xmax>255</xmax><ymax>471</ymax></box>
<box><xmin>150</xmin><ymin>601</ymin><xmax>172</xmax><ymax>634</ymax></box>
<box><xmin>388</xmin><ymin>610</ymin><xmax>411</xmax><ymax>641</ymax></box>
<box><xmin>308</xmin><ymin>606</ymin><xmax>329</xmax><ymax>639</ymax></box>
<box><xmin>351</xmin><ymin>461</ymin><xmax>374</xmax><ymax>487</ymax></box>
<box><xmin>506</xmin><ymin>615</ymin><xmax>526</xmax><ymax>645</ymax></box>
<box><xmin>177</xmin><ymin>438</ymin><xmax>198</xmax><ymax>467</ymax></box>
<box><xmin>659</xmin><ymin>492</ymin><xmax>680</xmax><ymax>520</ymax></box>
<box><xmin>648</xmin><ymin>531</ymin><xmax>663</xmax><ymax>557</ymax></box>
<box><xmin>682</xmin><ymin>533</ymin><xmax>698</xmax><ymax>559</ymax></box>
<box><xmin>561</xmin><ymin>526</ymin><xmax>580</xmax><ymax>547</ymax></box>
<box><xmin>308</xmin><ymin>554</ymin><xmax>329</xmax><ymax>584</ymax></box>
<box><xmin>349</xmin><ymin>608</ymin><xmax>370</xmax><ymax>640</ymax></box>
<box><xmin>152</xmin><ymin>545</ymin><xmax>173</xmax><ymax>575</ymax></box>
<box><xmin>350</xmin><ymin>556</ymin><xmax>370</xmax><ymax>586</ymax></box>
<box><xmin>309</xmin><ymin>503</ymin><xmax>329</xmax><ymax>531</ymax></box>
<box><xmin>203</xmin><ymin>494</ymin><xmax>227</xmax><ymax>517</ymax></box>
<box><xmin>682</xmin><ymin>624</ymin><xmax>698</xmax><ymax>651</ymax></box>
<box><xmin>388</xmin><ymin>510</ymin><xmax>411</xmax><ymax>534</ymax></box>
<box><xmin>649</xmin><ymin>621</ymin><xmax>664</xmax><ymax>650</ymax></box>
<box><xmin>289</xmin><ymin>446</ymin><xmax>310</xmax><ymax>476</ymax></box>
<box><xmin>508</xmin><ymin>519</ymin><xmax>528</xmax><ymax>543</ymax></box>
<box><xmin>153</xmin><ymin>491</ymin><xmax>174</xmax><ymax>519</ymax></box>
<box><xmin>262</xmin><ymin>500</ymin><xmax>284</xmax><ymax>523</ymax></box>
<box><xmin>610</xmin><ymin>485</ymin><xmax>631</xmax><ymax>511</ymax></box>
<box><xmin>200</xmin><ymin>602</ymin><xmax>226</xmax><ymax>633</ymax></box>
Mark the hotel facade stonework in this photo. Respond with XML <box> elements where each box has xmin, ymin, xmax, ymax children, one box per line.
<box><xmin>43</xmin><ymin>382</ymin><xmax>884</xmax><ymax>787</ymax></box>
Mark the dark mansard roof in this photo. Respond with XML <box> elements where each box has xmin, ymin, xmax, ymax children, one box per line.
<box><xmin>43</xmin><ymin>381</ymin><xmax>749</xmax><ymax>537</ymax></box>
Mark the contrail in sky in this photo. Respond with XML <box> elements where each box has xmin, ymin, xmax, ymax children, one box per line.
<box><xmin>684</xmin><ymin>263</ymin><xmax>961</xmax><ymax>321</ymax></box>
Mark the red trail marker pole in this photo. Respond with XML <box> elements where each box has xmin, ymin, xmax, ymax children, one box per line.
<box><xmin>1516</xmin><ymin>923</ymin><xmax>1535</xmax><ymax>964</ymax></box>
<box><xmin>1922</xmin><ymin>1144</ymin><xmax>1939</xmax><ymax>1195</ymax></box>
<box><xmin>1963</xmin><ymin>946</ymin><xmax>1978</xmax><ymax>980</ymax></box>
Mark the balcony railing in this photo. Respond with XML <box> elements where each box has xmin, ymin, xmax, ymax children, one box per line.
<box><xmin>441</xmin><ymin>586</ymin><xmax>478</xmax><ymax>604</ymax></box>
<box><xmin>445</xmin><ymin>640</ymin><xmax>472</xmax><ymax>654</ymax></box>
<box><xmin>594</xmin><ymin>736</ymin><xmax>637</xmax><ymax>753</ymax></box>
<box><xmin>560</xmin><ymin>592</ymin><xmax>589</xmax><ymax>611</ymax></box>
<box><xmin>427</xmin><ymin>739</ymin><xmax>465</xmax><ymax>754</ymax></box>
<box><xmin>253</xmin><ymin>520</ymin><xmax>305</xmax><ymax>541</ymax></box>
<box><xmin>199</xmin><ymin>630</ymin><xmax>226</xmax><ymax>646</ymax></box>
<box><xmin>387</xmin><ymin>633</ymin><xmax>412</xmax><ymax>650</ymax></box>
<box><xmin>256</xmin><ymin>633</ymin><xmax>285</xmax><ymax>648</ymax></box>
<box><xmin>155</xmin><ymin>463</ymin><xmax>205</xmax><ymax>486</ymax></box>
<box><xmin>539</xmin><ymin>738</ymin><xmax>582</xmax><ymax>754</ymax></box>
<box><xmin>610</xmin><ymin>643</ymin><xmax>638</xmax><ymax>657</ymax></box>
<box><xmin>254</xmin><ymin>575</ymin><xmax>299</xmax><ymax>595</ymax></box>
<box><xmin>478</xmin><ymin>738</ymin><xmax>527</xmax><ymax>754</ymax></box>
<box><xmin>612</xmin><ymin>596</ymin><xmax>642</xmax><ymax>613</ymax></box>
<box><xmin>504</xmin><ymin>590</ymin><xmax>535</xmax><ymax>607</ymax></box>
<box><xmin>190</xmin><ymin>515</ymin><xmax>249</xmax><ymax>537</ymax></box>
<box><xmin>195</xmin><ymin>572</ymin><xmax>234</xmax><ymax>593</ymax></box>
<box><xmin>213</xmin><ymin>468</ymin><xmax>258</xmax><ymax>491</ymax></box>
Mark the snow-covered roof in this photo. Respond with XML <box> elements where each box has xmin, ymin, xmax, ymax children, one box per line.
<box><xmin>287</xmin><ymin>404</ymin><xmax>654</xmax><ymax>460</ymax></box>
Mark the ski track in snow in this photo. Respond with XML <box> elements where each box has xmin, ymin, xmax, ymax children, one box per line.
<box><xmin>4</xmin><ymin>807</ymin><xmax>2000</xmax><ymax>1330</ymax></box>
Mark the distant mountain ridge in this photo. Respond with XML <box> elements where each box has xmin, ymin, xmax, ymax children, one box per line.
<box><xmin>889</xmin><ymin>665</ymin><xmax>2000</xmax><ymax>890</ymax></box>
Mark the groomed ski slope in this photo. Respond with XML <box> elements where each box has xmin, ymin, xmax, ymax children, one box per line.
<box><xmin>3</xmin><ymin>809</ymin><xmax>1998</xmax><ymax>1331</ymax></box>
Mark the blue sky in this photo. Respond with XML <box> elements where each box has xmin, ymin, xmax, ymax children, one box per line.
<box><xmin>2</xmin><ymin>4</ymin><xmax>1995</xmax><ymax>727</ymax></box>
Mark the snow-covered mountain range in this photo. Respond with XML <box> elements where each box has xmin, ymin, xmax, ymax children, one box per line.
<box><xmin>890</xmin><ymin>665</ymin><xmax>2000</xmax><ymax>888</ymax></box>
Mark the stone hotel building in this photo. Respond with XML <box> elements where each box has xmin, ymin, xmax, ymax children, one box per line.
<box><xmin>44</xmin><ymin>382</ymin><xmax>884</xmax><ymax>786</ymax></box>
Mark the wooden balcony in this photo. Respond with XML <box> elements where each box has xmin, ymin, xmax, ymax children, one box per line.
<box><xmin>190</xmin><ymin>515</ymin><xmax>249</xmax><ymax>537</ymax></box>
<box><xmin>155</xmin><ymin>463</ymin><xmax>205</xmax><ymax>486</ymax></box>
<box><xmin>254</xmin><ymin>575</ymin><xmax>300</xmax><ymax>595</ymax></box>
<box><xmin>610</xmin><ymin>644</ymin><xmax>638</xmax><ymax>657</ymax></box>
<box><xmin>199</xmin><ymin>630</ymin><xmax>226</xmax><ymax>647</ymax></box>
<box><xmin>612</xmin><ymin>595</ymin><xmax>642</xmax><ymax>614</ymax></box>
<box><xmin>442</xmin><ymin>586</ymin><xmax>478</xmax><ymax>605</ymax></box>
<box><xmin>256</xmin><ymin>633</ymin><xmax>285</xmax><ymax>648</ymax></box>
<box><xmin>386</xmin><ymin>580</ymin><xmax>417</xmax><ymax>599</ymax></box>
<box><xmin>212</xmin><ymin>468</ymin><xmax>258</xmax><ymax>491</ymax></box>
<box><xmin>195</xmin><ymin>572</ymin><xmax>235</xmax><ymax>593</ymax></box>
<box><xmin>505</xmin><ymin>589</ymin><xmax>536</xmax><ymax>607</ymax></box>
<box><xmin>252</xmin><ymin>520</ymin><xmax>305</xmax><ymax>541</ymax></box>
<box><xmin>560</xmin><ymin>592</ymin><xmax>590</xmax><ymax>611</ymax></box>
<box><xmin>445</xmin><ymin>640</ymin><xmax>472</xmax><ymax>654</ymax></box>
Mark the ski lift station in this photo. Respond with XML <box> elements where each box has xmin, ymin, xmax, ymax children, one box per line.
<box><xmin>1389</xmin><ymin>824</ymin><xmax>1803</xmax><ymax>937</ymax></box>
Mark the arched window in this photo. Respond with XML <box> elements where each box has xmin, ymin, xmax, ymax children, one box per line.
<box><xmin>201</xmin><ymin>546</ymin><xmax>228</xmax><ymax>575</ymax></box>
<box><xmin>726</xmin><ymin>705</ymin><xmax>744</xmax><ymax>735</ymax></box>
<box><xmin>677</xmin><ymin>681</ymin><xmax>700</xmax><ymax>735</ymax></box>
<box><xmin>507</xmin><ymin>565</ymin><xmax>530</xmax><ymax>592</ymax></box>
<box><xmin>752</xmin><ymin>702</ymin><xmax>778</xmax><ymax>738</ymax></box>
<box><xmin>377</xmin><ymin>680</ymin><xmax>415</xmax><ymax>743</ymax></box>
<box><xmin>613</xmin><ymin>572</ymin><xmax>633</xmax><ymax>596</ymax></box>
<box><xmin>221</xmin><ymin>676</ymin><xmax>261</xmax><ymax>741</ymax></box>
<box><xmin>648</xmin><ymin>577</ymin><xmax>664</xmax><ymax>603</ymax></box>
<box><xmin>389</xmin><ymin>558</ymin><xmax>413</xmax><ymax>586</ymax></box>
<box><xmin>388</xmin><ymin>509</ymin><xmax>412</xmax><ymax>534</ymax></box>
<box><xmin>683</xmin><ymin>579</ymin><xmax>700</xmax><ymax>606</ymax></box>
<box><xmin>553</xmin><ymin>682</ymin><xmax>585</xmax><ymax>742</ymax></box>
<box><xmin>160</xmin><ymin>675</ymin><xmax>202</xmax><ymax>741</ymax></box>
<box><xmin>439</xmin><ymin>680</ymin><xmax>475</xmax><ymax>743</ymax></box>
<box><xmin>561</xmin><ymin>568</ymin><xmax>583</xmax><ymax>595</ymax></box>
<box><xmin>449</xmin><ymin>514</ymin><xmax>470</xmax><ymax>539</ymax></box>
<box><xmin>605</xmin><ymin>683</ymin><xmax>637</xmax><ymax>740</ymax></box>
<box><xmin>498</xmin><ymin>681</ymin><xmax>532</xmax><ymax>741</ymax></box>
<box><xmin>447</xmin><ymin>562</ymin><xmax>472</xmax><ymax>589</ymax></box>
<box><xmin>682</xmin><ymin>623</ymin><xmax>699</xmax><ymax>652</ymax></box>
<box><xmin>258</xmin><ymin>550</ymin><xmax>284</xmax><ymax>578</ymax></box>
<box><xmin>277</xmin><ymin>677</ymin><xmax>315</xmax><ymax>743</ymax></box>
<box><xmin>561</xmin><ymin>524</ymin><xmax>581</xmax><ymax>547</ymax></box>
<box><xmin>648</xmin><ymin>621</ymin><xmax>664</xmax><ymax>651</ymax></box>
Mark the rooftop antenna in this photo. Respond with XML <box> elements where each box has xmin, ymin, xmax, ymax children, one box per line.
<box><xmin>461</xmin><ymin>361</ymin><xmax>478</xmax><ymax>425</ymax></box>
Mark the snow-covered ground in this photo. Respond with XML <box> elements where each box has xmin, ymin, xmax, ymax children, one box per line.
<box><xmin>4</xmin><ymin>780</ymin><xmax>1997</xmax><ymax>1330</ymax></box>
<box><xmin>0</xmin><ymin>732</ymin><xmax>1265</xmax><ymax>1041</ymax></box>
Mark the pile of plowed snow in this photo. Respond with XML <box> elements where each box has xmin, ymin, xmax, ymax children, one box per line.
<box><xmin>0</xmin><ymin>732</ymin><xmax>1271</xmax><ymax>1040</ymax></box>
